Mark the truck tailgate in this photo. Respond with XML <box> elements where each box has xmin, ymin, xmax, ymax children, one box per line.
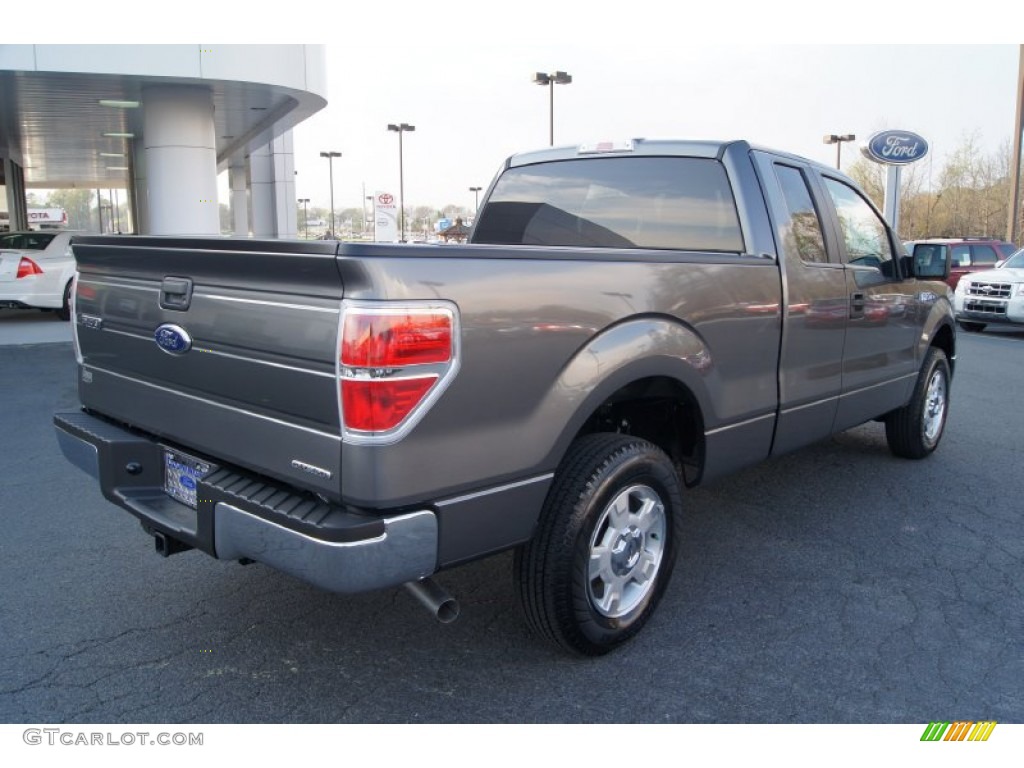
<box><xmin>69</xmin><ymin>236</ymin><xmax>345</xmax><ymax>498</ymax></box>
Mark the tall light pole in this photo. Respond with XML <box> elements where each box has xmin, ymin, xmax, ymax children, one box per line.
<box><xmin>534</xmin><ymin>71</ymin><xmax>572</xmax><ymax>146</ymax></box>
<box><xmin>387</xmin><ymin>123</ymin><xmax>415</xmax><ymax>242</ymax></box>
<box><xmin>298</xmin><ymin>198</ymin><xmax>310</xmax><ymax>238</ymax></box>
<box><xmin>469</xmin><ymin>186</ymin><xmax>482</xmax><ymax>213</ymax></box>
<box><xmin>1008</xmin><ymin>44</ymin><xmax>1023</xmax><ymax>244</ymax></box>
<box><xmin>823</xmin><ymin>134</ymin><xmax>856</xmax><ymax>170</ymax></box>
<box><xmin>319</xmin><ymin>151</ymin><xmax>341</xmax><ymax>237</ymax></box>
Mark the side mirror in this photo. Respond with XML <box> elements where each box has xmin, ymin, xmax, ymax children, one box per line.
<box><xmin>912</xmin><ymin>243</ymin><xmax>951</xmax><ymax>280</ymax></box>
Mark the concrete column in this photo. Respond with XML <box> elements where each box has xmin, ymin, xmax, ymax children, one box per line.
<box><xmin>271</xmin><ymin>131</ymin><xmax>297</xmax><ymax>239</ymax></box>
<box><xmin>4</xmin><ymin>158</ymin><xmax>28</xmax><ymax>231</ymax></box>
<box><xmin>249</xmin><ymin>131</ymin><xmax>298</xmax><ymax>239</ymax></box>
<box><xmin>142</xmin><ymin>85</ymin><xmax>218</xmax><ymax>235</ymax></box>
<box><xmin>131</xmin><ymin>141</ymin><xmax>148</xmax><ymax>234</ymax></box>
<box><xmin>250</xmin><ymin>144</ymin><xmax>275</xmax><ymax>238</ymax></box>
<box><xmin>229</xmin><ymin>163</ymin><xmax>249</xmax><ymax>237</ymax></box>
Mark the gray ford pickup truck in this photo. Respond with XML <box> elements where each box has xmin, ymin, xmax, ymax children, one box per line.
<box><xmin>54</xmin><ymin>139</ymin><xmax>956</xmax><ymax>655</ymax></box>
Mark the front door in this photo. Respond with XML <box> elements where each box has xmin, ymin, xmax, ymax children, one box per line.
<box><xmin>817</xmin><ymin>175</ymin><xmax>920</xmax><ymax>431</ymax></box>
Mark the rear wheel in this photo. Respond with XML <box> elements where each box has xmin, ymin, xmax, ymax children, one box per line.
<box><xmin>885</xmin><ymin>347</ymin><xmax>950</xmax><ymax>459</ymax></box>
<box><xmin>958</xmin><ymin>321</ymin><xmax>985</xmax><ymax>333</ymax></box>
<box><xmin>514</xmin><ymin>433</ymin><xmax>683</xmax><ymax>656</ymax></box>
<box><xmin>57</xmin><ymin>280</ymin><xmax>72</xmax><ymax>321</ymax></box>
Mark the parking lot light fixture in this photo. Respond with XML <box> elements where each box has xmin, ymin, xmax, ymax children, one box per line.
<box><xmin>387</xmin><ymin>124</ymin><xmax>415</xmax><ymax>242</ymax></box>
<box><xmin>469</xmin><ymin>186</ymin><xmax>482</xmax><ymax>213</ymax></box>
<box><xmin>534</xmin><ymin>71</ymin><xmax>572</xmax><ymax>146</ymax></box>
<box><xmin>298</xmin><ymin>198</ymin><xmax>310</xmax><ymax>238</ymax></box>
<box><xmin>319</xmin><ymin>151</ymin><xmax>341</xmax><ymax>237</ymax></box>
<box><xmin>823</xmin><ymin>134</ymin><xmax>856</xmax><ymax>170</ymax></box>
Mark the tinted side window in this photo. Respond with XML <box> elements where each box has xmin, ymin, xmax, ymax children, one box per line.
<box><xmin>774</xmin><ymin>165</ymin><xmax>827</xmax><ymax>263</ymax></box>
<box><xmin>822</xmin><ymin>178</ymin><xmax>893</xmax><ymax>271</ymax></box>
<box><xmin>0</xmin><ymin>233</ymin><xmax>55</xmax><ymax>250</ymax></box>
<box><xmin>913</xmin><ymin>244</ymin><xmax>948</xmax><ymax>273</ymax></box>
<box><xmin>971</xmin><ymin>244</ymin><xmax>998</xmax><ymax>265</ymax></box>
<box><xmin>473</xmin><ymin>157</ymin><xmax>744</xmax><ymax>252</ymax></box>
<box><xmin>951</xmin><ymin>244</ymin><xmax>971</xmax><ymax>266</ymax></box>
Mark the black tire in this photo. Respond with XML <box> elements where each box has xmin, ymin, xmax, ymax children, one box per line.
<box><xmin>57</xmin><ymin>280</ymin><xmax>72</xmax><ymax>322</ymax></box>
<box><xmin>885</xmin><ymin>347</ymin><xmax>951</xmax><ymax>459</ymax></box>
<box><xmin>514</xmin><ymin>433</ymin><xmax>683</xmax><ymax>656</ymax></box>
<box><xmin>958</xmin><ymin>321</ymin><xmax>986</xmax><ymax>333</ymax></box>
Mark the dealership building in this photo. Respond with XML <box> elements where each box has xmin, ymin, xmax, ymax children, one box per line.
<box><xmin>0</xmin><ymin>45</ymin><xmax>327</xmax><ymax>237</ymax></box>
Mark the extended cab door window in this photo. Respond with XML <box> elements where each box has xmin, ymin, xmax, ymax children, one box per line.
<box><xmin>821</xmin><ymin>177</ymin><xmax>895</xmax><ymax>278</ymax></box>
<box><xmin>774</xmin><ymin>165</ymin><xmax>828</xmax><ymax>264</ymax></box>
<box><xmin>472</xmin><ymin>157</ymin><xmax>744</xmax><ymax>252</ymax></box>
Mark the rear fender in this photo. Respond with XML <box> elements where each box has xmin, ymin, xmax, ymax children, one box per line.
<box><xmin>537</xmin><ymin>317</ymin><xmax>714</xmax><ymax>469</ymax></box>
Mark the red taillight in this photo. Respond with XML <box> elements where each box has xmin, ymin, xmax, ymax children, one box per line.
<box><xmin>339</xmin><ymin>306</ymin><xmax>457</xmax><ymax>435</ymax></box>
<box><xmin>342</xmin><ymin>313</ymin><xmax>452</xmax><ymax>367</ymax></box>
<box><xmin>342</xmin><ymin>377</ymin><xmax>437</xmax><ymax>432</ymax></box>
<box><xmin>16</xmin><ymin>257</ymin><xmax>43</xmax><ymax>278</ymax></box>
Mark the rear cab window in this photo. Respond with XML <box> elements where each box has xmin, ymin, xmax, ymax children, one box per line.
<box><xmin>472</xmin><ymin>157</ymin><xmax>744</xmax><ymax>252</ymax></box>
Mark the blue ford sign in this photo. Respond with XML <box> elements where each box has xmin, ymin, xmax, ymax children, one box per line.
<box><xmin>862</xmin><ymin>130</ymin><xmax>929</xmax><ymax>165</ymax></box>
<box><xmin>154</xmin><ymin>324</ymin><xmax>193</xmax><ymax>355</ymax></box>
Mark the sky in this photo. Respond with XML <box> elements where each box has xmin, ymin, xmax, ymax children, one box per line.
<box><xmin>28</xmin><ymin>1</ymin><xmax>1024</xmax><ymax>216</ymax></box>
<box><xmin>287</xmin><ymin>41</ymin><xmax>1021</xmax><ymax>214</ymax></box>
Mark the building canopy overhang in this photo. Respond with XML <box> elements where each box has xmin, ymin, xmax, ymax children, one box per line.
<box><xmin>0</xmin><ymin>45</ymin><xmax>327</xmax><ymax>189</ymax></box>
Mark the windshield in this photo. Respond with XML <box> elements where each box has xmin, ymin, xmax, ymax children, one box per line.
<box><xmin>1002</xmin><ymin>248</ymin><xmax>1024</xmax><ymax>269</ymax></box>
<box><xmin>0</xmin><ymin>232</ymin><xmax>56</xmax><ymax>250</ymax></box>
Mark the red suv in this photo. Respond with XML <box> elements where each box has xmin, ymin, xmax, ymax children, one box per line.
<box><xmin>905</xmin><ymin>238</ymin><xmax>1019</xmax><ymax>289</ymax></box>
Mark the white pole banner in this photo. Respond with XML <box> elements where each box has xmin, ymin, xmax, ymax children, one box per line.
<box><xmin>373</xmin><ymin>191</ymin><xmax>399</xmax><ymax>243</ymax></box>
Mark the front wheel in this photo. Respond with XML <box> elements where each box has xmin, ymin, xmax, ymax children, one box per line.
<box><xmin>885</xmin><ymin>347</ymin><xmax>951</xmax><ymax>459</ymax></box>
<box><xmin>514</xmin><ymin>434</ymin><xmax>683</xmax><ymax>656</ymax></box>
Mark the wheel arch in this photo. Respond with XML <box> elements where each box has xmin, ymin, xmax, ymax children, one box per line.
<box><xmin>929</xmin><ymin>319</ymin><xmax>956</xmax><ymax>376</ymax></box>
<box><xmin>539</xmin><ymin>317</ymin><xmax>713</xmax><ymax>487</ymax></box>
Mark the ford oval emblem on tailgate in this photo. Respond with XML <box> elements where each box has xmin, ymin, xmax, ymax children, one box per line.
<box><xmin>154</xmin><ymin>324</ymin><xmax>192</xmax><ymax>355</ymax></box>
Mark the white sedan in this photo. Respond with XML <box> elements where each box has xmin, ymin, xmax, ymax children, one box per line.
<box><xmin>0</xmin><ymin>230</ymin><xmax>78</xmax><ymax>321</ymax></box>
<box><xmin>953</xmin><ymin>247</ymin><xmax>1024</xmax><ymax>332</ymax></box>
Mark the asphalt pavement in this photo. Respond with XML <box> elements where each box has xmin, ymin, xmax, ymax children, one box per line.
<box><xmin>0</xmin><ymin>318</ymin><xmax>1022</xmax><ymax>724</ymax></box>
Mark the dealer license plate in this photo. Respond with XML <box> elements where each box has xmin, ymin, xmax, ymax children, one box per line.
<box><xmin>163</xmin><ymin>449</ymin><xmax>212</xmax><ymax>509</ymax></box>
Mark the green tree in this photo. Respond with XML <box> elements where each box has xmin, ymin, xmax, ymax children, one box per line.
<box><xmin>46</xmin><ymin>189</ymin><xmax>95</xmax><ymax>231</ymax></box>
<box><xmin>847</xmin><ymin>134</ymin><xmax>1013</xmax><ymax>241</ymax></box>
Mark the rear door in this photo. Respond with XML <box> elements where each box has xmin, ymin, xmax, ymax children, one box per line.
<box><xmin>754</xmin><ymin>153</ymin><xmax>848</xmax><ymax>454</ymax></box>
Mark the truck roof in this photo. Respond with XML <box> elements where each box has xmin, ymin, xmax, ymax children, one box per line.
<box><xmin>506</xmin><ymin>138</ymin><xmax>840</xmax><ymax>178</ymax></box>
